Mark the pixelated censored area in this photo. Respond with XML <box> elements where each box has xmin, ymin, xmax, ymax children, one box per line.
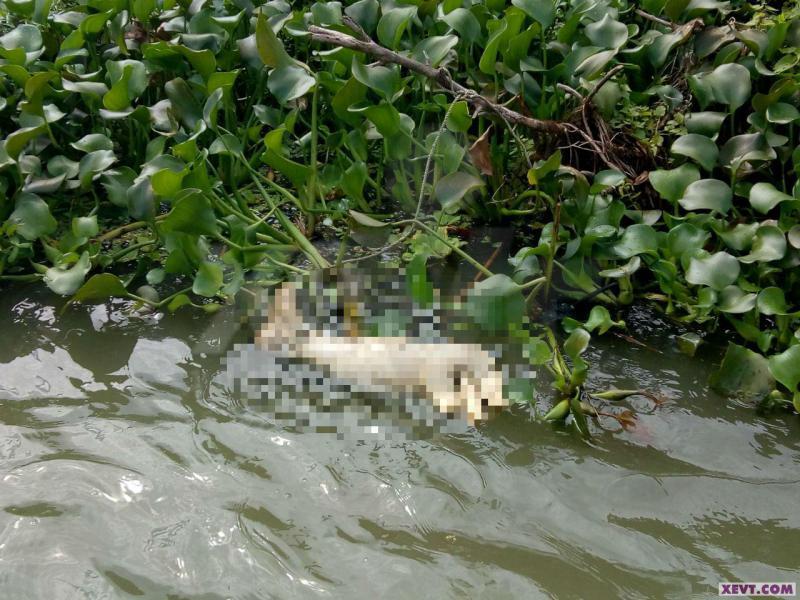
<box><xmin>223</xmin><ymin>266</ymin><xmax>514</xmax><ymax>441</ymax></box>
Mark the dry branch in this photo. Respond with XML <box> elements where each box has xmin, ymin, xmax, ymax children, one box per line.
<box><xmin>309</xmin><ymin>20</ymin><xmax>656</xmax><ymax>180</ymax></box>
<box><xmin>308</xmin><ymin>23</ymin><xmax>566</xmax><ymax>137</ymax></box>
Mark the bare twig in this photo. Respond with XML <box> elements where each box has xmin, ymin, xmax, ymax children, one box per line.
<box><xmin>584</xmin><ymin>64</ymin><xmax>625</xmax><ymax>105</ymax></box>
<box><xmin>634</xmin><ymin>8</ymin><xmax>676</xmax><ymax>29</ymax></box>
<box><xmin>308</xmin><ymin>25</ymin><xmax>565</xmax><ymax>136</ymax></box>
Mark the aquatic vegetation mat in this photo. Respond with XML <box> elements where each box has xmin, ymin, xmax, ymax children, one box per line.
<box><xmin>1</xmin><ymin>0</ymin><xmax>799</xmax><ymax>425</ymax></box>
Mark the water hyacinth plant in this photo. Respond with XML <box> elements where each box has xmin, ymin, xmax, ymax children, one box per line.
<box><xmin>0</xmin><ymin>0</ymin><xmax>798</xmax><ymax>425</ymax></box>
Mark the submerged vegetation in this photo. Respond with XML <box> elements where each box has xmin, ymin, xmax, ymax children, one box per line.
<box><xmin>0</xmin><ymin>0</ymin><xmax>799</xmax><ymax>429</ymax></box>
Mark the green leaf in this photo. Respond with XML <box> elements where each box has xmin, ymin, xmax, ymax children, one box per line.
<box><xmin>649</xmin><ymin>163</ymin><xmax>700</xmax><ymax>202</ymax></box>
<box><xmin>441</xmin><ymin>8</ymin><xmax>481</xmax><ymax>43</ymax></box>
<box><xmin>377</xmin><ymin>5</ymin><xmax>416</xmax><ymax>50</ymax></box>
<box><xmin>435</xmin><ymin>172</ymin><xmax>484</xmax><ymax>212</ymax></box>
<box><xmin>192</xmin><ymin>261</ymin><xmax>224</xmax><ymax>297</ymax></box>
<box><xmin>585</xmin><ymin>15</ymin><xmax>628</xmax><ymax>49</ymax></box>
<box><xmin>671</xmin><ymin>134</ymin><xmax>718</xmax><ymax>171</ymax></box>
<box><xmin>765</xmin><ymin>102</ymin><xmax>799</xmax><ymax>124</ymax></box>
<box><xmin>162</xmin><ymin>190</ymin><xmax>220</xmax><ymax>237</ymax></box>
<box><xmin>512</xmin><ymin>0</ymin><xmax>555</xmax><ymax>29</ymax></box>
<box><xmin>678</xmin><ymin>179</ymin><xmax>732</xmax><ymax>213</ymax></box>
<box><xmin>345</xmin><ymin>0</ymin><xmax>379</xmax><ymax>34</ymax></box>
<box><xmin>5</xmin><ymin>122</ymin><xmax>47</xmax><ymax>159</ymax></box>
<box><xmin>445</xmin><ymin>100</ymin><xmax>471</xmax><ymax>133</ymax></box>
<box><xmin>598</xmin><ymin>256</ymin><xmax>641</xmax><ymax>278</ymax></box>
<box><xmin>544</xmin><ymin>399</ymin><xmax>570</xmax><ymax>421</ymax></box>
<box><xmin>613</xmin><ymin>224</ymin><xmax>659</xmax><ymax>259</ymax></box>
<box><xmin>412</xmin><ymin>35</ymin><xmax>459</xmax><ymax>67</ymax></box>
<box><xmin>479</xmin><ymin>18</ymin><xmax>509</xmax><ymax>75</ymax></box>
<box><xmin>757</xmin><ymin>287</ymin><xmax>790</xmax><ymax>316</ymax></box>
<box><xmin>255</xmin><ymin>12</ymin><xmax>293</xmax><ymax>68</ymax></box>
<box><xmin>666</xmin><ymin>223</ymin><xmax>710</xmax><ymax>258</ymax></box>
<box><xmin>582</xmin><ymin>305</ymin><xmax>624</xmax><ymax>334</ymax></box>
<box><xmin>70</xmin><ymin>273</ymin><xmax>129</xmax><ymax>303</ymax></box>
<box><xmin>165</xmin><ymin>77</ymin><xmax>203</xmax><ymax>130</ymax></box>
<box><xmin>71</xmin><ymin>133</ymin><xmax>113</xmax><ymax>153</ymax></box>
<box><xmin>738</xmin><ymin>226</ymin><xmax>786</xmax><ymax>264</ymax></box>
<box><xmin>719</xmin><ymin>133</ymin><xmax>776</xmax><ymax>171</ymax></box>
<box><xmin>78</xmin><ymin>150</ymin><xmax>117</xmax><ymax>187</ymax></box>
<box><xmin>44</xmin><ymin>251</ymin><xmax>91</xmax><ymax>295</ymax></box>
<box><xmin>466</xmin><ymin>274</ymin><xmax>525</xmax><ymax>333</ymax></box>
<box><xmin>710</xmin><ymin>343</ymin><xmax>774</xmax><ymax>401</ymax></box>
<box><xmin>685</xmin><ymin>111</ymin><xmax>726</xmax><ymax>137</ymax></box>
<box><xmin>268</xmin><ymin>65</ymin><xmax>316</xmax><ymax>104</ymax></box>
<box><xmin>6</xmin><ymin>192</ymin><xmax>57</xmax><ymax>240</ymax></box>
<box><xmin>72</xmin><ymin>215</ymin><xmax>98</xmax><ymax>238</ymax></box>
<box><xmin>348</xmin><ymin>210</ymin><xmax>387</xmax><ymax>227</ymax></box>
<box><xmin>676</xmin><ymin>332</ymin><xmax>703</xmax><ymax>357</ymax></box>
<box><xmin>686</xmin><ymin>252</ymin><xmax>740</xmax><ymax>290</ymax></box>
<box><xmin>707</xmin><ymin>63</ymin><xmax>751</xmax><ymax>112</ymax></box>
<box><xmin>749</xmin><ymin>182</ymin><xmax>793</xmax><ymax>214</ymax></box>
<box><xmin>717</xmin><ymin>285</ymin><xmax>757</xmax><ymax>314</ymax></box>
<box><xmin>769</xmin><ymin>346</ymin><xmax>800</xmax><ymax>393</ymax></box>
<box><xmin>351</xmin><ymin>59</ymin><xmax>400</xmax><ymax>101</ymax></box>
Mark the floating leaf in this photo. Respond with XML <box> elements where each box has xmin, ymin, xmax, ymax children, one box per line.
<box><xmin>598</xmin><ymin>256</ymin><xmax>641</xmax><ymax>278</ymax></box>
<box><xmin>585</xmin><ymin>15</ymin><xmax>628</xmax><ymax>49</ymax></box>
<box><xmin>757</xmin><ymin>287</ymin><xmax>790</xmax><ymax>316</ymax></box>
<box><xmin>671</xmin><ymin>134</ymin><xmax>718</xmax><ymax>171</ymax></box>
<box><xmin>765</xmin><ymin>102</ymin><xmax>799</xmax><ymax>124</ymax></box>
<box><xmin>435</xmin><ymin>172</ymin><xmax>485</xmax><ymax>212</ymax></box>
<box><xmin>749</xmin><ymin>182</ymin><xmax>793</xmax><ymax>214</ymax></box>
<box><xmin>707</xmin><ymin>63</ymin><xmax>751</xmax><ymax>112</ymax></box>
<box><xmin>739</xmin><ymin>226</ymin><xmax>786</xmax><ymax>264</ymax></box>
<box><xmin>268</xmin><ymin>65</ymin><xmax>316</xmax><ymax>104</ymax></box>
<box><xmin>70</xmin><ymin>273</ymin><xmax>129</xmax><ymax>303</ymax></box>
<box><xmin>678</xmin><ymin>179</ymin><xmax>732</xmax><ymax>213</ymax></box>
<box><xmin>613</xmin><ymin>224</ymin><xmax>659</xmax><ymax>259</ymax></box>
<box><xmin>441</xmin><ymin>7</ymin><xmax>481</xmax><ymax>42</ymax></box>
<box><xmin>6</xmin><ymin>192</ymin><xmax>57</xmax><ymax>240</ymax></box>
<box><xmin>686</xmin><ymin>252</ymin><xmax>740</xmax><ymax>290</ymax></box>
<box><xmin>717</xmin><ymin>285</ymin><xmax>756</xmax><ymax>314</ymax></box>
<box><xmin>685</xmin><ymin>111</ymin><xmax>726</xmax><ymax>137</ymax></box>
<box><xmin>649</xmin><ymin>163</ymin><xmax>700</xmax><ymax>203</ymax></box>
<box><xmin>466</xmin><ymin>274</ymin><xmax>525</xmax><ymax>333</ymax></box>
<box><xmin>44</xmin><ymin>251</ymin><xmax>91</xmax><ymax>295</ymax></box>
<box><xmin>192</xmin><ymin>261</ymin><xmax>224</xmax><ymax>297</ymax></box>
<box><xmin>769</xmin><ymin>346</ymin><xmax>800</xmax><ymax>393</ymax></box>
<box><xmin>162</xmin><ymin>191</ymin><xmax>219</xmax><ymax>237</ymax></box>
<box><xmin>710</xmin><ymin>343</ymin><xmax>774</xmax><ymax>401</ymax></box>
<box><xmin>349</xmin><ymin>210</ymin><xmax>387</xmax><ymax>227</ymax></box>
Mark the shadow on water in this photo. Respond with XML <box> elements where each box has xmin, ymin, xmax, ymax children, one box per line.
<box><xmin>1</xmin><ymin>252</ymin><xmax>799</xmax><ymax>598</ymax></box>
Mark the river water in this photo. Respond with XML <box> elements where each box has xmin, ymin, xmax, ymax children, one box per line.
<box><xmin>0</xmin><ymin>279</ymin><xmax>798</xmax><ymax>599</ymax></box>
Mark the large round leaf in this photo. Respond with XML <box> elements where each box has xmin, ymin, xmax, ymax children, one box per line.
<box><xmin>612</xmin><ymin>224</ymin><xmax>659</xmax><ymax>259</ymax></box>
<box><xmin>717</xmin><ymin>285</ymin><xmax>756</xmax><ymax>314</ymax></box>
<box><xmin>686</xmin><ymin>251</ymin><xmax>740</xmax><ymax>290</ymax></box>
<box><xmin>671</xmin><ymin>134</ymin><xmax>718</xmax><ymax>171</ymax></box>
<box><xmin>738</xmin><ymin>226</ymin><xmax>786</xmax><ymax>264</ymax></box>
<box><xmin>707</xmin><ymin>63</ymin><xmax>751</xmax><ymax>111</ymax></box>
<box><xmin>585</xmin><ymin>15</ymin><xmax>628</xmax><ymax>49</ymax></box>
<box><xmin>649</xmin><ymin>163</ymin><xmax>700</xmax><ymax>202</ymax></box>
<box><xmin>466</xmin><ymin>274</ymin><xmax>525</xmax><ymax>333</ymax></box>
<box><xmin>435</xmin><ymin>172</ymin><xmax>485</xmax><ymax>212</ymax></box>
<box><xmin>678</xmin><ymin>179</ymin><xmax>732</xmax><ymax>213</ymax></box>
<box><xmin>6</xmin><ymin>192</ymin><xmax>57</xmax><ymax>240</ymax></box>
<box><xmin>749</xmin><ymin>182</ymin><xmax>793</xmax><ymax>214</ymax></box>
<box><xmin>268</xmin><ymin>65</ymin><xmax>316</xmax><ymax>104</ymax></box>
<box><xmin>44</xmin><ymin>252</ymin><xmax>91</xmax><ymax>296</ymax></box>
<box><xmin>769</xmin><ymin>346</ymin><xmax>800</xmax><ymax>393</ymax></box>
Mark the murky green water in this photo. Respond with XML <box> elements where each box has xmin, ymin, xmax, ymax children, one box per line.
<box><xmin>1</xmin><ymin>280</ymin><xmax>798</xmax><ymax>599</ymax></box>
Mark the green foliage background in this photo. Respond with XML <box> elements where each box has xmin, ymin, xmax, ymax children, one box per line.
<box><xmin>0</xmin><ymin>0</ymin><xmax>799</xmax><ymax>416</ymax></box>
